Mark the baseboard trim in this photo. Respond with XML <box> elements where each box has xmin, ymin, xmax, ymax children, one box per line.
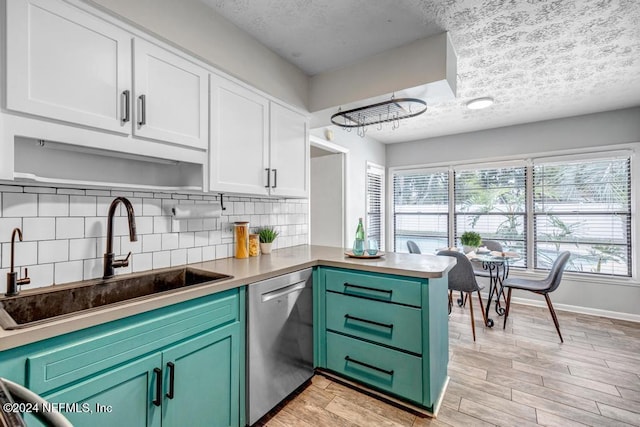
<box><xmin>509</xmin><ymin>296</ymin><xmax>640</xmax><ymax>323</ymax></box>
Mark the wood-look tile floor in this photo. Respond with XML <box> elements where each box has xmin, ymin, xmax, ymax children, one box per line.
<box><xmin>258</xmin><ymin>300</ymin><xmax>640</xmax><ymax>426</ymax></box>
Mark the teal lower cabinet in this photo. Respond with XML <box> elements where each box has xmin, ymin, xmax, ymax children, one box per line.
<box><xmin>314</xmin><ymin>267</ymin><xmax>449</xmax><ymax>413</ymax></box>
<box><xmin>1</xmin><ymin>287</ymin><xmax>245</xmax><ymax>427</ymax></box>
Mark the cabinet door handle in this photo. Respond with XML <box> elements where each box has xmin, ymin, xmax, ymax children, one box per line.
<box><xmin>152</xmin><ymin>367</ymin><xmax>162</xmax><ymax>406</ymax></box>
<box><xmin>166</xmin><ymin>362</ymin><xmax>175</xmax><ymax>399</ymax></box>
<box><xmin>265</xmin><ymin>168</ymin><xmax>271</xmax><ymax>188</ymax></box>
<box><xmin>272</xmin><ymin>169</ymin><xmax>277</xmax><ymax>188</ymax></box>
<box><xmin>344</xmin><ymin>314</ymin><xmax>393</xmax><ymax>330</ymax></box>
<box><xmin>121</xmin><ymin>90</ymin><xmax>130</xmax><ymax>123</ymax></box>
<box><xmin>138</xmin><ymin>94</ymin><xmax>146</xmax><ymax>126</ymax></box>
<box><xmin>345</xmin><ymin>356</ymin><xmax>394</xmax><ymax>376</ymax></box>
<box><xmin>343</xmin><ymin>282</ymin><xmax>393</xmax><ymax>296</ymax></box>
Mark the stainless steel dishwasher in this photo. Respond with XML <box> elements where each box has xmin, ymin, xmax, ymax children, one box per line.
<box><xmin>247</xmin><ymin>268</ymin><xmax>313</xmax><ymax>425</ymax></box>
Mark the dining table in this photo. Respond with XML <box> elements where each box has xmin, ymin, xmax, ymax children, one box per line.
<box><xmin>468</xmin><ymin>250</ymin><xmax>522</xmax><ymax>327</ymax></box>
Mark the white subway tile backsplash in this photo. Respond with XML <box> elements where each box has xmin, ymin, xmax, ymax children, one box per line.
<box><xmin>188</xmin><ymin>247</ymin><xmax>202</xmax><ymax>263</ymax></box>
<box><xmin>1</xmin><ymin>241</ymin><xmax>38</xmax><ymax>268</ymax></box>
<box><xmin>39</xmin><ymin>240</ymin><xmax>69</xmax><ymax>264</ymax></box>
<box><xmin>161</xmin><ymin>233</ymin><xmax>179</xmax><ymax>250</ymax></box>
<box><xmin>170</xmin><ymin>249</ymin><xmax>187</xmax><ymax>266</ymax></box>
<box><xmin>26</xmin><ymin>263</ymin><xmax>54</xmax><ymax>289</ymax></box>
<box><xmin>22</xmin><ymin>218</ymin><xmax>56</xmax><ymax>241</ymax></box>
<box><xmin>83</xmin><ymin>258</ymin><xmax>102</xmax><ymax>280</ymax></box>
<box><xmin>69</xmin><ymin>238</ymin><xmax>97</xmax><ymax>261</ymax></box>
<box><xmin>55</xmin><ymin>260</ymin><xmax>84</xmax><ymax>284</ymax></box>
<box><xmin>0</xmin><ymin>218</ymin><xmax>22</xmax><ymax>242</ymax></box>
<box><xmin>69</xmin><ymin>196</ymin><xmax>97</xmax><ymax>217</ymax></box>
<box><xmin>85</xmin><ymin>217</ymin><xmax>106</xmax><ymax>238</ymax></box>
<box><xmin>0</xmin><ymin>185</ymin><xmax>308</xmax><ymax>285</ymax></box>
<box><xmin>179</xmin><ymin>232</ymin><xmax>194</xmax><ymax>248</ymax></box>
<box><xmin>194</xmin><ymin>231</ymin><xmax>208</xmax><ymax>247</ymax></box>
<box><xmin>154</xmin><ymin>217</ymin><xmax>171</xmax><ymax>234</ymax></box>
<box><xmin>56</xmin><ymin>217</ymin><xmax>85</xmax><ymax>239</ymax></box>
<box><xmin>142</xmin><ymin>234</ymin><xmax>162</xmax><ymax>253</ymax></box>
<box><xmin>3</xmin><ymin>193</ymin><xmax>38</xmax><ymax>217</ymax></box>
<box><xmin>39</xmin><ymin>194</ymin><xmax>69</xmax><ymax>216</ymax></box>
<box><xmin>132</xmin><ymin>252</ymin><xmax>153</xmax><ymax>273</ymax></box>
<box><xmin>153</xmin><ymin>251</ymin><xmax>171</xmax><ymax>269</ymax></box>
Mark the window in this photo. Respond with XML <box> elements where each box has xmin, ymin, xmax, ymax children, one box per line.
<box><xmin>534</xmin><ymin>157</ymin><xmax>631</xmax><ymax>276</ymax></box>
<box><xmin>366</xmin><ymin>163</ymin><xmax>385</xmax><ymax>249</ymax></box>
<box><xmin>393</xmin><ymin>169</ymin><xmax>448</xmax><ymax>253</ymax></box>
<box><xmin>455</xmin><ymin>166</ymin><xmax>527</xmax><ymax>267</ymax></box>
<box><xmin>391</xmin><ymin>152</ymin><xmax>633</xmax><ymax>277</ymax></box>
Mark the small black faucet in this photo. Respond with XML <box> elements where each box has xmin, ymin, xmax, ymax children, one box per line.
<box><xmin>5</xmin><ymin>227</ymin><xmax>31</xmax><ymax>296</ymax></box>
<box><xmin>103</xmin><ymin>197</ymin><xmax>137</xmax><ymax>279</ymax></box>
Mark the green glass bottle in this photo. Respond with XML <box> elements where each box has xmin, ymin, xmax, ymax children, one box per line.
<box><xmin>353</xmin><ymin>218</ymin><xmax>365</xmax><ymax>255</ymax></box>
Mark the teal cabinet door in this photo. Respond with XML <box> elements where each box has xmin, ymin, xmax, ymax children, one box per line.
<box><xmin>162</xmin><ymin>323</ymin><xmax>240</xmax><ymax>427</ymax></box>
<box><xmin>42</xmin><ymin>353</ymin><xmax>163</xmax><ymax>427</ymax></box>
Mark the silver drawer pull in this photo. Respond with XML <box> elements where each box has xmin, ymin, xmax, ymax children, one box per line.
<box><xmin>344</xmin><ymin>314</ymin><xmax>393</xmax><ymax>330</ymax></box>
<box><xmin>345</xmin><ymin>356</ymin><xmax>394</xmax><ymax>376</ymax></box>
<box><xmin>343</xmin><ymin>282</ymin><xmax>393</xmax><ymax>295</ymax></box>
<box><xmin>261</xmin><ymin>281</ymin><xmax>306</xmax><ymax>303</ymax></box>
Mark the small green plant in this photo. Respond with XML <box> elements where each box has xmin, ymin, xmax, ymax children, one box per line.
<box><xmin>460</xmin><ymin>231</ymin><xmax>482</xmax><ymax>247</ymax></box>
<box><xmin>257</xmin><ymin>226</ymin><xmax>279</xmax><ymax>243</ymax></box>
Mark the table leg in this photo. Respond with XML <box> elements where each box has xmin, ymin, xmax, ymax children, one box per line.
<box><xmin>483</xmin><ymin>262</ymin><xmax>497</xmax><ymax>328</ymax></box>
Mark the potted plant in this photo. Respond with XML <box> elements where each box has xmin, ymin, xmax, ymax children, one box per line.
<box><xmin>460</xmin><ymin>231</ymin><xmax>482</xmax><ymax>253</ymax></box>
<box><xmin>257</xmin><ymin>226</ymin><xmax>279</xmax><ymax>254</ymax></box>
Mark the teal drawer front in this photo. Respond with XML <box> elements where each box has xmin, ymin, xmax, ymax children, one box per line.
<box><xmin>325</xmin><ymin>292</ymin><xmax>422</xmax><ymax>354</ymax></box>
<box><xmin>324</xmin><ymin>269</ymin><xmax>422</xmax><ymax>307</ymax></box>
<box><xmin>27</xmin><ymin>289</ymin><xmax>239</xmax><ymax>395</ymax></box>
<box><xmin>326</xmin><ymin>331</ymin><xmax>423</xmax><ymax>403</ymax></box>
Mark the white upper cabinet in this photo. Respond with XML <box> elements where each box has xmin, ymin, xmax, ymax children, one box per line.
<box><xmin>6</xmin><ymin>0</ymin><xmax>131</xmax><ymax>134</ymax></box>
<box><xmin>209</xmin><ymin>77</ymin><xmax>309</xmax><ymax>198</ymax></box>
<box><xmin>269</xmin><ymin>102</ymin><xmax>309</xmax><ymax>198</ymax></box>
<box><xmin>209</xmin><ymin>74</ymin><xmax>270</xmax><ymax>196</ymax></box>
<box><xmin>133</xmin><ymin>39</ymin><xmax>208</xmax><ymax>150</ymax></box>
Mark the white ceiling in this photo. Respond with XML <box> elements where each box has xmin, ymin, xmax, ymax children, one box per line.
<box><xmin>202</xmin><ymin>0</ymin><xmax>640</xmax><ymax>143</ymax></box>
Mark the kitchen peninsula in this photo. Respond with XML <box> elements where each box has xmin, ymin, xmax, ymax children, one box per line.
<box><xmin>0</xmin><ymin>246</ymin><xmax>455</xmax><ymax>424</ymax></box>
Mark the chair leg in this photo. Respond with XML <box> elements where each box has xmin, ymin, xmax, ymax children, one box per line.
<box><xmin>476</xmin><ymin>290</ymin><xmax>488</xmax><ymax>327</ymax></box>
<box><xmin>544</xmin><ymin>293</ymin><xmax>564</xmax><ymax>343</ymax></box>
<box><xmin>448</xmin><ymin>290</ymin><xmax>453</xmax><ymax>315</ymax></box>
<box><xmin>503</xmin><ymin>287</ymin><xmax>512</xmax><ymax>330</ymax></box>
<box><xmin>468</xmin><ymin>292</ymin><xmax>476</xmax><ymax>341</ymax></box>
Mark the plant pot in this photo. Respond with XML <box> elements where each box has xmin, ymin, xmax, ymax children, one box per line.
<box><xmin>463</xmin><ymin>245</ymin><xmax>477</xmax><ymax>254</ymax></box>
<box><xmin>260</xmin><ymin>242</ymin><xmax>273</xmax><ymax>254</ymax></box>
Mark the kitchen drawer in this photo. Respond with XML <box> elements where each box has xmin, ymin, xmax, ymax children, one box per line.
<box><xmin>324</xmin><ymin>268</ymin><xmax>422</xmax><ymax>307</ymax></box>
<box><xmin>326</xmin><ymin>331</ymin><xmax>423</xmax><ymax>403</ymax></box>
<box><xmin>26</xmin><ymin>288</ymin><xmax>239</xmax><ymax>394</ymax></box>
<box><xmin>325</xmin><ymin>292</ymin><xmax>422</xmax><ymax>354</ymax></box>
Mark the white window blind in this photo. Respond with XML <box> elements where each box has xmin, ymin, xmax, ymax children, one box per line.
<box><xmin>454</xmin><ymin>166</ymin><xmax>527</xmax><ymax>267</ymax></box>
<box><xmin>393</xmin><ymin>170</ymin><xmax>449</xmax><ymax>253</ymax></box>
<box><xmin>366</xmin><ymin>163</ymin><xmax>385</xmax><ymax>249</ymax></box>
<box><xmin>533</xmin><ymin>157</ymin><xmax>631</xmax><ymax>276</ymax></box>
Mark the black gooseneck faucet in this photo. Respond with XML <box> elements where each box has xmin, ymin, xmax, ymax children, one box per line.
<box><xmin>5</xmin><ymin>227</ymin><xmax>31</xmax><ymax>296</ymax></box>
<box><xmin>103</xmin><ymin>197</ymin><xmax>137</xmax><ymax>279</ymax></box>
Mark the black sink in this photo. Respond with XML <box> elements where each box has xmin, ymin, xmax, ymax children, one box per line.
<box><xmin>0</xmin><ymin>267</ymin><xmax>232</xmax><ymax>330</ymax></box>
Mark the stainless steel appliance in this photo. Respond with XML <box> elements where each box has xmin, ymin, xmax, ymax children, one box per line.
<box><xmin>247</xmin><ymin>269</ymin><xmax>313</xmax><ymax>425</ymax></box>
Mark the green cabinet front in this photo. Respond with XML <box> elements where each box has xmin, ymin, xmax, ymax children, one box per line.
<box><xmin>315</xmin><ymin>266</ymin><xmax>449</xmax><ymax>412</ymax></box>
<box><xmin>1</xmin><ymin>287</ymin><xmax>245</xmax><ymax>427</ymax></box>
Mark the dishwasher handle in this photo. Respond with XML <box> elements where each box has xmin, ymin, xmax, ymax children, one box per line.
<box><xmin>261</xmin><ymin>281</ymin><xmax>307</xmax><ymax>303</ymax></box>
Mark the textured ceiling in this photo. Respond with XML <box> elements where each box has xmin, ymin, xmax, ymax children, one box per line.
<box><xmin>202</xmin><ymin>0</ymin><xmax>640</xmax><ymax>143</ymax></box>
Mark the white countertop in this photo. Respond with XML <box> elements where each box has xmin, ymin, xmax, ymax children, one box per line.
<box><xmin>0</xmin><ymin>245</ymin><xmax>455</xmax><ymax>351</ymax></box>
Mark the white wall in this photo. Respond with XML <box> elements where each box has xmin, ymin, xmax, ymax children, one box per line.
<box><xmin>386</xmin><ymin>107</ymin><xmax>640</xmax><ymax>319</ymax></box>
<box><xmin>311</xmin><ymin>129</ymin><xmax>386</xmax><ymax>247</ymax></box>
<box><xmin>387</xmin><ymin>107</ymin><xmax>640</xmax><ymax>167</ymax></box>
<box><xmin>84</xmin><ymin>0</ymin><xmax>309</xmax><ymax>109</ymax></box>
<box><xmin>310</xmin><ymin>153</ymin><xmax>343</xmax><ymax>247</ymax></box>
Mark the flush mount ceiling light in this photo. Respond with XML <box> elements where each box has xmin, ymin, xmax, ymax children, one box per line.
<box><xmin>466</xmin><ymin>97</ymin><xmax>494</xmax><ymax>110</ymax></box>
<box><xmin>331</xmin><ymin>96</ymin><xmax>427</xmax><ymax>138</ymax></box>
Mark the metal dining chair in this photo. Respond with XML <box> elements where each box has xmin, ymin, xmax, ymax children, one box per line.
<box><xmin>437</xmin><ymin>250</ymin><xmax>488</xmax><ymax>341</ymax></box>
<box><xmin>502</xmin><ymin>251</ymin><xmax>571</xmax><ymax>342</ymax></box>
<box><xmin>407</xmin><ymin>240</ymin><xmax>421</xmax><ymax>254</ymax></box>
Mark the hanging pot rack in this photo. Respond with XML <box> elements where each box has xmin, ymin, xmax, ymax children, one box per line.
<box><xmin>330</xmin><ymin>96</ymin><xmax>427</xmax><ymax>137</ymax></box>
